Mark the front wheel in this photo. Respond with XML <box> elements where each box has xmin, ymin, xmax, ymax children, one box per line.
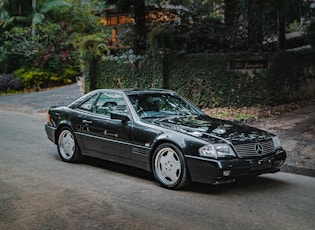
<box><xmin>57</xmin><ymin>127</ymin><xmax>81</xmax><ymax>163</ymax></box>
<box><xmin>152</xmin><ymin>143</ymin><xmax>191</xmax><ymax>189</ymax></box>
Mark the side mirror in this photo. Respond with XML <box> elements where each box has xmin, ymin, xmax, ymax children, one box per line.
<box><xmin>110</xmin><ymin>112</ymin><xmax>130</xmax><ymax>122</ymax></box>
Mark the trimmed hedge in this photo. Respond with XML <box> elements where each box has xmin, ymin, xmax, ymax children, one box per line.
<box><xmin>85</xmin><ymin>50</ymin><xmax>315</xmax><ymax>107</ymax></box>
<box><xmin>168</xmin><ymin>51</ymin><xmax>315</xmax><ymax>106</ymax></box>
<box><xmin>95</xmin><ymin>55</ymin><xmax>163</xmax><ymax>90</ymax></box>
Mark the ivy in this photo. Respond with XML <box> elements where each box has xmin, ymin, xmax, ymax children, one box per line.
<box><xmin>84</xmin><ymin>49</ymin><xmax>315</xmax><ymax>107</ymax></box>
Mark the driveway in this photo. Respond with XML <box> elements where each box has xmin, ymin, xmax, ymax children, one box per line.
<box><xmin>0</xmin><ymin>84</ymin><xmax>82</xmax><ymax>113</ymax></box>
<box><xmin>249</xmin><ymin>105</ymin><xmax>315</xmax><ymax>177</ymax></box>
<box><xmin>0</xmin><ymin>83</ymin><xmax>314</xmax><ymax>177</ymax></box>
<box><xmin>0</xmin><ymin>109</ymin><xmax>315</xmax><ymax>230</ymax></box>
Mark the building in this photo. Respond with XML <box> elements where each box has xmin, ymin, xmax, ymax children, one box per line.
<box><xmin>101</xmin><ymin>4</ymin><xmax>189</xmax><ymax>47</ymax></box>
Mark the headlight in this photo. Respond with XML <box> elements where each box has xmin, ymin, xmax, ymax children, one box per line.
<box><xmin>272</xmin><ymin>136</ymin><xmax>282</xmax><ymax>149</ymax></box>
<box><xmin>199</xmin><ymin>144</ymin><xmax>236</xmax><ymax>159</ymax></box>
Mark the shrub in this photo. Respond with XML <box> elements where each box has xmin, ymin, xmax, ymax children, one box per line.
<box><xmin>14</xmin><ymin>66</ymin><xmax>77</xmax><ymax>89</ymax></box>
<box><xmin>14</xmin><ymin>67</ymin><xmax>49</xmax><ymax>89</ymax></box>
<box><xmin>0</xmin><ymin>74</ymin><xmax>24</xmax><ymax>93</ymax></box>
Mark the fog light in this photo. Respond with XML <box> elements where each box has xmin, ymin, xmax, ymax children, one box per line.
<box><xmin>223</xmin><ymin>170</ymin><xmax>231</xmax><ymax>176</ymax></box>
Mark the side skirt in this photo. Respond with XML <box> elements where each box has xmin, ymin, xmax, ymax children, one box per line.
<box><xmin>81</xmin><ymin>148</ymin><xmax>152</xmax><ymax>172</ymax></box>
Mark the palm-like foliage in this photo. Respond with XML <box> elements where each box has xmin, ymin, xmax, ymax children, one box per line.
<box><xmin>33</xmin><ymin>0</ymin><xmax>71</xmax><ymax>24</ymax></box>
<box><xmin>0</xmin><ymin>10</ymin><xmax>27</xmax><ymax>28</ymax></box>
<box><xmin>0</xmin><ymin>0</ymin><xmax>71</xmax><ymax>29</ymax></box>
<box><xmin>31</xmin><ymin>0</ymin><xmax>71</xmax><ymax>35</ymax></box>
<box><xmin>0</xmin><ymin>0</ymin><xmax>31</xmax><ymax>28</ymax></box>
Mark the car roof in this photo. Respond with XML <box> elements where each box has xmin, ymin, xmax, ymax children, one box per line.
<box><xmin>68</xmin><ymin>88</ymin><xmax>178</xmax><ymax>108</ymax></box>
<box><xmin>123</xmin><ymin>89</ymin><xmax>177</xmax><ymax>95</ymax></box>
<box><xmin>91</xmin><ymin>88</ymin><xmax>177</xmax><ymax>95</ymax></box>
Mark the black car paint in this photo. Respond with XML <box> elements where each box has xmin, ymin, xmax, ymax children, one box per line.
<box><xmin>45</xmin><ymin>89</ymin><xmax>286</xmax><ymax>185</ymax></box>
<box><xmin>152</xmin><ymin>115</ymin><xmax>274</xmax><ymax>144</ymax></box>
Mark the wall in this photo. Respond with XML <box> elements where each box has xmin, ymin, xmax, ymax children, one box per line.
<box><xmin>85</xmin><ymin>49</ymin><xmax>315</xmax><ymax>107</ymax></box>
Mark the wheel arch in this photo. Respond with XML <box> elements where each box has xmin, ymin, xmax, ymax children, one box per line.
<box><xmin>54</xmin><ymin>123</ymin><xmax>75</xmax><ymax>144</ymax></box>
<box><xmin>149</xmin><ymin>139</ymin><xmax>187</xmax><ymax>171</ymax></box>
<box><xmin>150</xmin><ymin>139</ymin><xmax>192</xmax><ymax>189</ymax></box>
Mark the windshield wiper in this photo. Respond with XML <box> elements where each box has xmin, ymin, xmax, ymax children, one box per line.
<box><xmin>141</xmin><ymin>116</ymin><xmax>165</xmax><ymax>120</ymax></box>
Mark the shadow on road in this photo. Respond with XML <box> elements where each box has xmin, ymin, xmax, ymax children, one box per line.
<box><xmin>186</xmin><ymin>175</ymin><xmax>290</xmax><ymax>195</ymax></box>
<box><xmin>52</xmin><ymin>153</ymin><xmax>290</xmax><ymax>195</ymax></box>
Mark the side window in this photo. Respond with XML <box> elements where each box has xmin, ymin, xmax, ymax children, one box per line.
<box><xmin>78</xmin><ymin>94</ymin><xmax>97</xmax><ymax>111</ymax></box>
<box><xmin>94</xmin><ymin>92</ymin><xmax>128</xmax><ymax>117</ymax></box>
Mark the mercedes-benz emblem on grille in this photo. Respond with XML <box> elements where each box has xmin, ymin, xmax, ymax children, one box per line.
<box><xmin>254</xmin><ymin>143</ymin><xmax>263</xmax><ymax>154</ymax></box>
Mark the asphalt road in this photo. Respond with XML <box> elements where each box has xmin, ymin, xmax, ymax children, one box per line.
<box><xmin>0</xmin><ymin>109</ymin><xmax>315</xmax><ymax>230</ymax></box>
<box><xmin>0</xmin><ymin>84</ymin><xmax>82</xmax><ymax>113</ymax></box>
<box><xmin>1</xmin><ymin>83</ymin><xmax>314</xmax><ymax>177</ymax></box>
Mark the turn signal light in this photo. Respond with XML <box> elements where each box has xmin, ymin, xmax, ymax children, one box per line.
<box><xmin>46</xmin><ymin>114</ymin><xmax>51</xmax><ymax>124</ymax></box>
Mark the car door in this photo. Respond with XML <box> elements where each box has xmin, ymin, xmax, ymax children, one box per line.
<box><xmin>78</xmin><ymin>91</ymin><xmax>132</xmax><ymax>159</ymax></box>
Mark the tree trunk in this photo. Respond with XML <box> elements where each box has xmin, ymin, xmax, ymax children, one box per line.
<box><xmin>225</xmin><ymin>0</ymin><xmax>240</xmax><ymax>28</ymax></box>
<box><xmin>277</xmin><ymin>1</ymin><xmax>286</xmax><ymax>50</ymax></box>
<box><xmin>133</xmin><ymin>0</ymin><xmax>146</xmax><ymax>55</ymax></box>
<box><xmin>224</xmin><ymin>0</ymin><xmax>240</xmax><ymax>48</ymax></box>
<box><xmin>32</xmin><ymin>0</ymin><xmax>36</xmax><ymax>36</ymax></box>
<box><xmin>247</xmin><ymin>0</ymin><xmax>264</xmax><ymax>51</ymax></box>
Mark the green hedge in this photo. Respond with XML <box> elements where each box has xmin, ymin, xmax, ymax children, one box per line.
<box><xmin>85</xmin><ymin>50</ymin><xmax>315</xmax><ymax>107</ymax></box>
<box><xmin>94</xmin><ymin>55</ymin><xmax>163</xmax><ymax>90</ymax></box>
<box><xmin>168</xmin><ymin>53</ymin><xmax>260</xmax><ymax>107</ymax></box>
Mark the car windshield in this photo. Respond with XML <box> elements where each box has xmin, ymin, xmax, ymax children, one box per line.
<box><xmin>128</xmin><ymin>93</ymin><xmax>203</xmax><ymax>119</ymax></box>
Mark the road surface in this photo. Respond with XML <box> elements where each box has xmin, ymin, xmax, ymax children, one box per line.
<box><xmin>0</xmin><ymin>110</ymin><xmax>314</xmax><ymax>230</ymax></box>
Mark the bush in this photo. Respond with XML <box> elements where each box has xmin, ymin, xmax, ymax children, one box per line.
<box><xmin>14</xmin><ymin>67</ymin><xmax>48</xmax><ymax>89</ymax></box>
<box><xmin>0</xmin><ymin>74</ymin><xmax>24</xmax><ymax>93</ymax></box>
<box><xmin>14</xmin><ymin>66</ymin><xmax>77</xmax><ymax>89</ymax></box>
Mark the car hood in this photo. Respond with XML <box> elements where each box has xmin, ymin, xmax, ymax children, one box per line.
<box><xmin>150</xmin><ymin>115</ymin><xmax>273</xmax><ymax>144</ymax></box>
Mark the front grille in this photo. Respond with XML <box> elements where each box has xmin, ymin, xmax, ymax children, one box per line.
<box><xmin>233</xmin><ymin>140</ymin><xmax>275</xmax><ymax>158</ymax></box>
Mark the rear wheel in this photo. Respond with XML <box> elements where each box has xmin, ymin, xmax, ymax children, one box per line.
<box><xmin>57</xmin><ymin>127</ymin><xmax>81</xmax><ymax>163</ymax></box>
<box><xmin>152</xmin><ymin>143</ymin><xmax>191</xmax><ymax>189</ymax></box>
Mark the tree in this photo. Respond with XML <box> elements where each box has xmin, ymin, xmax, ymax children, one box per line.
<box><xmin>80</xmin><ymin>35</ymin><xmax>102</xmax><ymax>92</ymax></box>
<box><xmin>31</xmin><ymin>0</ymin><xmax>71</xmax><ymax>36</ymax></box>
<box><xmin>263</xmin><ymin>0</ymin><xmax>312</xmax><ymax>50</ymax></box>
<box><xmin>0</xmin><ymin>0</ymin><xmax>33</xmax><ymax>28</ymax></box>
<box><xmin>149</xmin><ymin>28</ymin><xmax>175</xmax><ymax>88</ymax></box>
<box><xmin>0</xmin><ymin>0</ymin><xmax>71</xmax><ymax>34</ymax></box>
<box><xmin>105</xmin><ymin>0</ymin><xmax>146</xmax><ymax>55</ymax></box>
<box><xmin>133</xmin><ymin>0</ymin><xmax>146</xmax><ymax>55</ymax></box>
<box><xmin>223</xmin><ymin>0</ymin><xmax>242</xmax><ymax>48</ymax></box>
<box><xmin>1</xmin><ymin>0</ymin><xmax>107</xmax><ymax>84</ymax></box>
<box><xmin>247</xmin><ymin>0</ymin><xmax>264</xmax><ymax>51</ymax></box>
<box><xmin>276</xmin><ymin>0</ymin><xmax>291</xmax><ymax>50</ymax></box>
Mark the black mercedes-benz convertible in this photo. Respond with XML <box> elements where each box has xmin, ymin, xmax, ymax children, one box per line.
<box><xmin>45</xmin><ymin>89</ymin><xmax>286</xmax><ymax>189</ymax></box>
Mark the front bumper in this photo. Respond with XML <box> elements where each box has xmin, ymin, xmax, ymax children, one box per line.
<box><xmin>185</xmin><ymin>150</ymin><xmax>286</xmax><ymax>185</ymax></box>
<box><xmin>45</xmin><ymin>124</ymin><xmax>56</xmax><ymax>144</ymax></box>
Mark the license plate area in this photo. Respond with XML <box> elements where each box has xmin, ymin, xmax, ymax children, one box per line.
<box><xmin>250</xmin><ymin>159</ymin><xmax>272</xmax><ymax>171</ymax></box>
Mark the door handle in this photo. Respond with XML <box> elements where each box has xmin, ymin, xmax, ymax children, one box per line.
<box><xmin>82</xmin><ymin>119</ymin><xmax>92</xmax><ymax>124</ymax></box>
<box><xmin>104</xmin><ymin>130</ymin><xmax>118</xmax><ymax>137</ymax></box>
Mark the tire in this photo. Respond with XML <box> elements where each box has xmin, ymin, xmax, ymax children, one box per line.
<box><xmin>152</xmin><ymin>143</ymin><xmax>191</xmax><ymax>189</ymax></box>
<box><xmin>57</xmin><ymin>127</ymin><xmax>81</xmax><ymax>163</ymax></box>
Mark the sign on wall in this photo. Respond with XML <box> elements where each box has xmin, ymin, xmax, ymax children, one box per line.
<box><xmin>229</xmin><ymin>60</ymin><xmax>269</xmax><ymax>70</ymax></box>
